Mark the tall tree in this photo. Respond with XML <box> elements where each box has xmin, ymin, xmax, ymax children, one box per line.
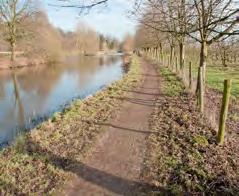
<box><xmin>189</xmin><ymin>0</ymin><xmax>239</xmax><ymax>112</ymax></box>
<box><xmin>132</xmin><ymin>0</ymin><xmax>190</xmax><ymax>69</ymax></box>
<box><xmin>0</xmin><ymin>0</ymin><xmax>32</xmax><ymax>63</ymax></box>
<box><xmin>189</xmin><ymin>0</ymin><xmax>238</xmax><ymax>75</ymax></box>
<box><xmin>133</xmin><ymin>0</ymin><xmax>239</xmax><ymax>112</ymax></box>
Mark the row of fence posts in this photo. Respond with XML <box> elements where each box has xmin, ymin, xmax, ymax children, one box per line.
<box><xmin>138</xmin><ymin>47</ymin><xmax>232</xmax><ymax>145</ymax></box>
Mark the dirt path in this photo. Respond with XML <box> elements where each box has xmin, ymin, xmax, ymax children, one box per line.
<box><xmin>63</xmin><ymin>59</ymin><xmax>159</xmax><ymax>195</ymax></box>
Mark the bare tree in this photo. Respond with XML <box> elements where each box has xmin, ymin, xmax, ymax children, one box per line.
<box><xmin>51</xmin><ymin>0</ymin><xmax>109</xmax><ymax>13</ymax></box>
<box><xmin>189</xmin><ymin>0</ymin><xmax>238</xmax><ymax>72</ymax></box>
<box><xmin>213</xmin><ymin>37</ymin><xmax>239</xmax><ymax>67</ymax></box>
<box><xmin>133</xmin><ymin>0</ymin><xmax>239</xmax><ymax>112</ymax></box>
<box><xmin>132</xmin><ymin>0</ymin><xmax>191</xmax><ymax>69</ymax></box>
<box><xmin>75</xmin><ymin>22</ymin><xmax>99</xmax><ymax>54</ymax></box>
<box><xmin>0</xmin><ymin>0</ymin><xmax>33</xmax><ymax>63</ymax></box>
<box><xmin>122</xmin><ymin>34</ymin><xmax>134</xmax><ymax>53</ymax></box>
<box><xmin>188</xmin><ymin>0</ymin><xmax>239</xmax><ymax>112</ymax></box>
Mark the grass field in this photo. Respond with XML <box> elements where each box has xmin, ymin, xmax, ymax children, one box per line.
<box><xmin>186</xmin><ymin>60</ymin><xmax>239</xmax><ymax>98</ymax></box>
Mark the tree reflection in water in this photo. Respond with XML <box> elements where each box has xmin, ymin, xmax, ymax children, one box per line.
<box><xmin>12</xmin><ymin>72</ymin><xmax>25</xmax><ymax>128</ymax></box>
<box><xmin>0</xmin><ymin>55</ymin><xmax>124</xmax><ymax>146</ymax></box>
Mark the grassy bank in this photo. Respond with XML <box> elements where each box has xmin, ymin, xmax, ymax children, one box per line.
<box><xmin>0</xmin><ymin>56</ymin><xmax>142</xmax><ymax>195</ymax></box>
<box><xmin>143</xmin><ymin>64</ymin><xmax>239</xmax><ymax>194</ymax></box>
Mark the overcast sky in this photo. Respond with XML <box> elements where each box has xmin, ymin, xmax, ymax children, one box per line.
<box><xmin>43</xmin><ymin>0</ymin><xmax>137</xmax><ymax>41</ymax></box>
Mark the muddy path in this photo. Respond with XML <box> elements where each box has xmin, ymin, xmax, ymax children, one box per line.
<box><xmin>62</xmin><ymin>59</ymin><xmax>159</xmax><ymax>195</ymax></box>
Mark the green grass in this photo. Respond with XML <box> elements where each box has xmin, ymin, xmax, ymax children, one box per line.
<box><xmin>156</xmin><ymin>66</ymin><xmax>185</xmax><ymax>97</ymax></box>
<box><xmin>187</xmin><ymin>61</ymin><xmax>239</xmax><ymax>98</ymax></box>
<box><xmin>0</xmin><ymin>56</ymin><xmax>142</xmax><ymax>195</ymax></box>
<box><xmin>206</xmin><ymin>67</ymin><xmax>239</xmax><ymax>98</ymax></box>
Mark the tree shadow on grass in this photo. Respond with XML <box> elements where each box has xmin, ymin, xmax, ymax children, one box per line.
<box><xmin>22</xmin><ymin>139</ymin><xmax>162</xmax><ymax>195</ymax></box>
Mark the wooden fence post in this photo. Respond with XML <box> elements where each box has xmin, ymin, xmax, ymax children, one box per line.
<box><xmin>189</xmin><ymin>61</ymin><xmax>192</xmax><ymax>89</ymax></box>
<box><xmin>217</xmin><ymin>79</ymin><xmax>232</xmax><ymax>145</ymax></box>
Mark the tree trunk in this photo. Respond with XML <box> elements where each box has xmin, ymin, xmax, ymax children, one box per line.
<box><xmin>222</xmin><ymin>50</ymin><xmax>227</xmax><ymax>67</ymax></box>
<box><xmin>168</xmin><ymin>55</ymin><xmax>170</xmax><ymax>67</ymax></box>
<box><xmin>199</xmin><ymin>41</ymin><xmax>208</xmax><ymax>82</ymax></box>
<box><xmin>179</xmin><ymin>41</ymin><xmax>185</xmax><ymax>70</ymax></box>
<box><xmin>175</xmin><ymin>56</ymin><xmax>178</xmax><ymax>73</ymax></box>
<box><xmin>196</xmin><ymin>67</ymin><xmax>204</xmax><ymax>112</ymax></box>
<box><xmin>157</xmin><ymin>48</ymin><xmax>160</xmax><ymax>61</ymax></box>
<box><xmin>11</xmin><ymin>42</ymin><xmax>16</xmax><ymax>63</ymax></box>
<box><xmin>12</xmin><ymin>72</ymin><xmax>25</xmax><ymax>126</ymax></box>
<box><xmin>170</xmin><ymin>45</ymin><xmax>175</xmax><ymax>67</ymax></box>
<box><xmin>198</xmin><ymin>67</ymin><xmax>204</xmax><ymax>113</ymax></box>
<box><xmin>189</xmin><ymin>61</ymin><xmax>192</xmax><ymax>89</ymax></box>
<box><xmin>196</xmin><ymin>42</ymin><xmax>207</xmax><ymax>90</ymax></box>
<box><xmin>195</xmin><ymin>41</ymin><xmax>208</xmax><ymax>110</ymax></box>
<box><xmin>154</xmin><ymin>47</ymin><xmax>157</xmax><ymax>59</ymax></box>
<box><xmin>159</xmin><ymin>42</ymin><xmax>163</xmax><ymax>60</ymax></box>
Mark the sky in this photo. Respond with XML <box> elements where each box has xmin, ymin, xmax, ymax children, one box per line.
<box><xmin>43</xmin><ymin>0</ymin><xmax>137</xmax><ymax>41</ymax></box>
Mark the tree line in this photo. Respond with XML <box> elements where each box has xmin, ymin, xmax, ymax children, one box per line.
<box><xmin>132</xmin><ymin>0</ymin><xmax>239</xmax><ymax>112</ymax></box>
<box><xmin>0</xmin><ymin>0</ymin><xmax>122</xmax><ymax>66</ymax></box>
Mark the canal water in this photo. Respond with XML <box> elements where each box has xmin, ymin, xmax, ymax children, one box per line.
<box><xmin>0</xmin><ymin>55</ymin><xmax>125</xmax><ymax>147</ymax></box>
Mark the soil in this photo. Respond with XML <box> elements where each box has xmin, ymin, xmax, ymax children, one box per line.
<box><xmin>62</xmin><ymin>59</ymin><xmax>159</xmax><ymax>195</ymax></box>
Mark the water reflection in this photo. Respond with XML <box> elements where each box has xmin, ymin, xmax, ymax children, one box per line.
<box><xmin>12</xmin><ymin>72</ymin><xmax>25</xmax><ymax>128</ymax></box>
<box><xmin>0</xmin><ymin>55</ymin><xmax>124</xmax><ymax>146</ymax></box>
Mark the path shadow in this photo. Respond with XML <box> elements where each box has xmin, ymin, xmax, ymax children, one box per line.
<box><xmin>82</xmin><ymin>120</ymin><xmax>158</xmax><ymax>135</ymax></box>
<box><xmin>136</xmin><ymin>74</ymin><xmax>159</xmax><ymax>77</ymax></box>
<box><xmin>111</xmin><ymin>96</ymin><xmax>156</xmax><ymax>107</ymax></box>
<box><xmin>22</xmin><ymin>139</ymin><xmax>160</xmax><ymax>195</ymax></box>
<box><xmin>136</xmin><ymin>86</ymin><xmax>160</xmax><ymax>90</ymax></box>
<box><xmin>122</xmin><ymin>90</ymin><xmax>161</xmax><ymax>96</ymax></box>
